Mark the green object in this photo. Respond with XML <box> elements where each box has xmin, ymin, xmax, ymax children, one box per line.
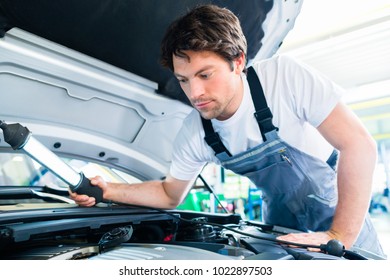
<box><xmin>176</xmin><ymin>190</ymin><xmax>225</xmax><ymax>212</ymax></box>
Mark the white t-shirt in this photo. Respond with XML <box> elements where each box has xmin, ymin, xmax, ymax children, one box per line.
<box><xmin>170</xmin><ymin>55</ymin><xmax>344</xmax><ymax>181</ymax></box>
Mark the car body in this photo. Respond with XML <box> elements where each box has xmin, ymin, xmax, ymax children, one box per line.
<box><xmin>0</xmin><ymin>0</ymin><xmax>384</xmax><ymax>260</ymax></box>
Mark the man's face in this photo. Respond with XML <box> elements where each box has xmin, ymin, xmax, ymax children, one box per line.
<box><xmin>172</xmin><ymin>50</ymin><xmax>244</xmax><ymax>120</ymax></box>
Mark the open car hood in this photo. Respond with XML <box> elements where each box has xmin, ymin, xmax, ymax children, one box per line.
<box><xmin>0</xmin><ymin>0</ymin><xmax>302</xmax><ymax>180</ymax></box>
<box><xmin>0</xmin><ymin>1</ymin><xmax>386</xmax><ymax>262</ymax></box>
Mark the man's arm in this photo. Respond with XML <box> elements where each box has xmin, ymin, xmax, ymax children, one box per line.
<box><xmin>70</xmin><ymin>173</ymin><xmax>195</xmax><ymax>209</ymax></box>
<box><xmin>278</xmin><ymin>102</ymin><xmax>377</xmax><ymax>249</ymax></box>
<box><xmin>317</xmin><ymin>102</ymin><xmax>377</xmax><ymax>248</ymax></box>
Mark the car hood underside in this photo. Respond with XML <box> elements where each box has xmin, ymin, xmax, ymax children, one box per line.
<box><xmin>0</xmin><ymin>0</ymin><xmax>302</xmax><ymax>179</ymax></box>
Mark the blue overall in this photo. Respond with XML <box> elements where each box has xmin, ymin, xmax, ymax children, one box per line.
<box><xmin>201</xmin><ymin>67</ymin><xmax>385</xmax><ymax>257</ymax></box>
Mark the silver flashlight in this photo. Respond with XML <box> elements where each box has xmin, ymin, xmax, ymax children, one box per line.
<box><xmin>0</xmin><ymin>120</ymin><xmax>103</xmax><ymax>203</ymax></box>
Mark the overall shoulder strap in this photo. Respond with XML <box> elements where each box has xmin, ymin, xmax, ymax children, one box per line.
<box><xmin>201</xmin><ymin>117</ymin><xmax>232</xmax><ymax>157</ymax></box>
<box><xmin>247</xmin><ymin>66</ymin><xmax>278</xmax><ymax>141</ymax></box>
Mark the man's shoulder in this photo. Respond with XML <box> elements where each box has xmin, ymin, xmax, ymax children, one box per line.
<box><xmin>180</xmin><ymin>108</ymin><xmax>203</xmax><ymax>134</ymax></box>
<box><xmin>183</xmin><ymin>108</ymin><xmax>201</xmax><ymax>123</ymax></box>
<box><xmin>251</xmin><ymin>54</ymin><xmax>300</xmax><ymax>71</ymax></box>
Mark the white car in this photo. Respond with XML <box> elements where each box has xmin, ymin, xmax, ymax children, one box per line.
<box><xmin>0</xmin><ymin>0</ymin><xmax>382</xmax><ymax>260</ymax></box>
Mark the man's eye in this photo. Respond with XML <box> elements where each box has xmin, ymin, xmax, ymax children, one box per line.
<box><xmin>200</xmin><ymin>73</ymin><xmax>210</xmax><ymax>79</ymax></box>
<box><xmin>177</xmin><ymin>78</ymin><xmax>187</xmax><ymax>83</ymax></box>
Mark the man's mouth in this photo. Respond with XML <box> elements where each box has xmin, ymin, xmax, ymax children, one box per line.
<box><xmin>193</xmin><ymin>100</ymin><xmax>212</xmax><ymax>110</ymax></box>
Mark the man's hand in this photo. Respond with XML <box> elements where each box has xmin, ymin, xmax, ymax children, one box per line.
<box><xmin>277</xmin><ymin>231</ymin><xmax>341</xmax><ymax>251</ymax></box>
<box><xmin>69</xmin><ymin>176</ymin><xmax>107</xmax><ymax>207</ymax></box>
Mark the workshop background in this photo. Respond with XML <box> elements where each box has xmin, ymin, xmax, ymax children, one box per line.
<box><xmin>177</xmin><ymin>0</ymin><xmax>390</xmax><ymax>256</ymax></box>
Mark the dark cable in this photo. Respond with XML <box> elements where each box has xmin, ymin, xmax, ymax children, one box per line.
<box><xmin>197</xmin><ymin>174</ymin><xmax>229</xmax><ymax>213</ymax></box>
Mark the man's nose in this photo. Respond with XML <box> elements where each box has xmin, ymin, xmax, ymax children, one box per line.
<box><xmin>188</xmin><ymin>80</ymin><xmax>204</xmax><ymax>100</ymax></box>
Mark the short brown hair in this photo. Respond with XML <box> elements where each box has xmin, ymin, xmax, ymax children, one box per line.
<box><xmin>160</xmin><ymin>4</ymin><xmax>247</xmax><ymax>71</ymax></box>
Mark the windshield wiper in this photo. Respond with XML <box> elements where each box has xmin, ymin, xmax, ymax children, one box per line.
<box><xmin>0</xmin><ymin>186</ymin><xmax>74</xmax><ymax>204</ymax></box>
<box><xmin>30</xmin><ymin>189</ymin><xmax>75</xmax><ymax>204</ymax></box>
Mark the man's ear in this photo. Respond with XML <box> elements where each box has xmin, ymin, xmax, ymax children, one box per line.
<box><xmin>234</xmin><ymin>52</ymin><xmax>246</xmax><ymax>74</ymax></box>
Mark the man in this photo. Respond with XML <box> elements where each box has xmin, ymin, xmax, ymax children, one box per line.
<box><xmin>71</xmin><ymin>4</ymin><xmax>384</xmax><ymax>256</ymax></box>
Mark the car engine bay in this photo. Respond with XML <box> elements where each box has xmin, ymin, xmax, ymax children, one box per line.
<box><xmin>0</xmin><ymin>204</ymin><xmax>381</xmax><ymax>260</ymax></box>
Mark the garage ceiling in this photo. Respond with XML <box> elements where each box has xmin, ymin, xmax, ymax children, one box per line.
<box><xmin>278</xmin><ymin>0</ymin><xmax>390</xmax><ymax>141</ymax></box>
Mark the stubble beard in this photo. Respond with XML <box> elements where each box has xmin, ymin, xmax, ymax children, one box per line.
<box><xmin>196</xmin><ymin>103</ymin><xmax>223</xmax><ymax>120</ymax></box>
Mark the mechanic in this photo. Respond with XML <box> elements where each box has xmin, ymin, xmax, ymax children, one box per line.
<box><xmin>71</xmin><ymin>4</ymin><xmax>385</xmax><ymax>257</ymax></box>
